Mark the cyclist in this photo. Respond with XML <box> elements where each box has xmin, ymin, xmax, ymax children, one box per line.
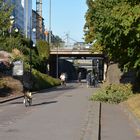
<box><xmin>23</xmin><ymin>81</ymin><xmax>32</xmax><ymax>106</ymax></box>
<box><xmin>60</xmin><ymin>73</ymin><xmax>66</xmax><ymax>86</ymax></box>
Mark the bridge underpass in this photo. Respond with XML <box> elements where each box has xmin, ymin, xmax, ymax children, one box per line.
<box><xmin>49</xmin><ymin>48</ymin><xmax>106</xmax><ymax>81</ymax></box>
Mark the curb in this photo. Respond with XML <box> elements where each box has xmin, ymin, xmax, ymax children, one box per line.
<box><xmin>0</xmin><ymin>86</ymin><xmax>60</xmax><ymax>104</ymax></box>
<box><xmin>0</xmin><ymin>95</ymin><xmax>23</xmax><ymax>104</ymax></box>
<box><xmin>82</xmin><ymin>101</ymin><xmax>100</xmax><ymax>140</ymax></box>
<box><xmin>120</xmin><ymin>104</ymin><xmax>140</xmax><ymax>131</ymax></box>
<box><xmin>98</xmin><ymin>102</ymin><xmax>101</xmax><ymax>140</ymax></box>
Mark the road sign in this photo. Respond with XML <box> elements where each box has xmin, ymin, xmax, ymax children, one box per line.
<box><xmin>12</xmin><ymin>60</ymin><xmax>23</xmax><ymax>76</ymax></box>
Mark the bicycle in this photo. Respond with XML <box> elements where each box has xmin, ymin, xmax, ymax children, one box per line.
<box><xmin>23</xmin><ymin>91</ymin><xmax>32</xmax><ymax>107</ymax></box>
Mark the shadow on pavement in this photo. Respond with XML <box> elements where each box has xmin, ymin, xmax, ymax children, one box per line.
<box><xmin>9</xmin><ymin>100</ymin><xmax>58</xmax><ymax>107</ymax></box>
<box><xmin>31</xmin><ymin>100</ymin><xmax>58</xmax><ymax>107</ymax></box>
<box><xmin>9</xmin><ymin>101</ymin><xmax>23</xmax><ymax>104</ymax></box>
<box><xmin>37</xmin><ymin>85</ymin><xmax>77</xmax><ymax>94</ymax></box>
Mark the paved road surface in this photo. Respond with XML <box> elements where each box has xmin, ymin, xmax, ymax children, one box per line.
<box><xmin>1</xmin><ymin>82</ymin><xmax>140</xmax><ymax>140</ymax></box>
<box><xmin>101</xmin><ymin>103</ymin><xmax>140</xmax><ymax>140</ymax></box>
<box><xmin>0</xmin><ymin>82</ymin><xmax>99</xmax><ymax>140</ymax></box>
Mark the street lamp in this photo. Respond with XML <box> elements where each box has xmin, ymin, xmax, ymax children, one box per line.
<box><xmin>96</xmin><ymin>59</ymin><xmax>99</xmax><ymax>81</ymax></box>
<box><xmin>56</xmin><ymin>44</ymin><xmax>59</xmax><ymax>78</ymax></box>
<box><xmin>48</xmin><ymin>0</ymin><xmax>52</xmax><ymax>45</ymax></box>
<box><xmin>29</xmin><ymin>28</ymin><xmax>36</xmax><ymax>77</ymax></box>
<box><xmin>14</xmin><ymin>27</ymin><xmax>19</xmax><ymax>33</ymax></box>
<box><xmin>10</xmin><ymin>15</ymin><xmax>14</xmax><ymax>37</ymax></box>
<box><xmin>29</xmin><ymin>16</ymin><xmax>36</xmax><ymax>89</ymax></box>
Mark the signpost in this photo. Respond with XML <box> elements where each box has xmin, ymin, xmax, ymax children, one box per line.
<box><xmin>12</xmin><ymin>60</ymin><xmax>23</xmax><ymax>76</ymax></box>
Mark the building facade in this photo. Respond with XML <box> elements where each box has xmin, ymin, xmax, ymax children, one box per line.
<box><xmin>6</xmin><ymin>0</ymin><xmax>32</xmax><ymax>38</ymax></box>
<box><xmin>32</xmin><ymin>10</ymin><xmax>45</xmax><ymax>41</ymax></box>
<box><xmin>24</xmin><ymin>0</ymin><xmax>32</xmax><ymax>38</ymax></box>
<box><xmin>5</xmin><ymin>0</ymin><xmax>45</xmax><ymax>42</ymax></box>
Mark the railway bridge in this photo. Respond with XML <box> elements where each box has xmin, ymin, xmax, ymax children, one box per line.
<box><xmin>49</xmin><ymin>48</ymin><xmax>107</xmax><ymax>81</ymax></box>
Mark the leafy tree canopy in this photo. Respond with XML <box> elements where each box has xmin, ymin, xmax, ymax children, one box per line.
<box><xmin>36</xmin><ymin>40</ymin><xmax>50</xmax><ymax>59</ymax></box>
<box><xmin>0</xmin><ymin>0</ymin><xmax>13</xmax><ymax>37</ymax></box>
<box><xmin>84</xmin><ymin>0</ymin><xmax>140</xmax><ymax>71</ymax></box>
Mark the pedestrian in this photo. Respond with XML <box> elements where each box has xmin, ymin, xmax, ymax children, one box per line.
<box><xmin>86</xmin><ymin>72</ymin><xmax>91</xmax><ymax>88</ymax></box>
<box><xmin>91</xmin><ymin>72</ymin><xmax>95</xmax><ymax>87</ymax></box>
<box><xmin>94</xmin><ymin>73</ymin><xmax>98</xmax><ymax>87</ymax></box>
<box><xmin>78</xmin><ymin>72</ymin><xmax>82</xmax><ymax>83</ymax></box>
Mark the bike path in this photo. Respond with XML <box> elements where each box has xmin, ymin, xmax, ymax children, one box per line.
<box><xmin>1</xmin><ymin>83</ymin><xmax>140</xmax><ymax>140</ymax></box>
<box><xmin>0</xmin><ymin>83</ymin><xmax>100</xmax><ymax>140</ymax></box>
<box><xmin>101</xmin><ymin>103</ymin><xmax>140</xmax><ymax>140</ymax></box>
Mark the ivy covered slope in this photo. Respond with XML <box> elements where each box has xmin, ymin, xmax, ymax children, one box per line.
<box><xmin>0</xmin><ymin>38</ymin><xmax>61</xmax><ymax>92</ymax></box>
<box><xmin>0</xmin><ymin>0</ymin><xmax>60</xmax><ymax>92</ymax></box>
<box><xmin>84</xmin><ymin>0</ymin><xmax>140</xmax><ymax>72</ymax></box>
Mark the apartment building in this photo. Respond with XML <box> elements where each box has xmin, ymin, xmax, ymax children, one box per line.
<box><xmin>6</xmin><ymin>0</ymin><xmax>32</xmax><ymax>38</ymax></box>
<box><xmin>6</xmin><ymin>0</ymin><xmax>45</xmax><ymax>42</ymax></box>
<box><xmin>32</xmin><ymin>10</ymin><xmax>45</xmax><ymax>41</ymax></box>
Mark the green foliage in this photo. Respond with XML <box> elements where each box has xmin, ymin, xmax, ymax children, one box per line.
<box><xmin>36</xmin><ymin>40</ymin><xmax>50</xmax><ymax>59</ymax></box>
<box><xmin>33</xmin><ymin>40</ymin><xmax>50</xmax><ymax>73</ymax></box>
<box><xmin>0</xmin><ymin>79</ymin><xmax>11</xmax><ymax>97</ymax></box>
<box><xmin>84</xmin><ymin>0</ymin><xmax>140</xmax><ymax>72</ymax></box>
<box><xmin>32</xmin><ymin>69</ymin><xmax>60</xmax><ymax>91</ymax></box>
<box><xmin>90</xmin><ymin>41</ymin><xmax>104</xmax><ymax>53</ymax></box>
<box><xmin>51</xmin><ymin>35</ymin><xmax>65</xmax><ymax>48</ymax></box>
<box><xmin>0</xmin><ymin>79</ymin><xmax>6</xmax><ymax>88</ymax></box>
<box><xmin>91</xmin><ymin>84</ymin><xmax>133</xmax><ymax>104</ymax></box>
<box><xmin>0</xmin><ymin>1</ymin><xmax>61</xmax><ymax>92</ymax></box>
<box><xmin>23</xmin><ymin>64</ymin><xmax>61</xmax><ymax>91</ymax></box>
<box><xmin>0</xmin><ymin>0</ymin><xmax>13</xmax><ymax>37</ymax></box>
<box><xmin>0</xmin><ymin>36</ymin><xmax>22</xmax><ymax>51</ymax></box>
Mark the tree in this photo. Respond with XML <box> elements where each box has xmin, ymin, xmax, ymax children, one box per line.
<box><xmin>52</xmin><ymin>35</ymin><xmax>64</xmax><ymax>48</ymax></box>
<box><xmin>34</xmin><ymin>40</ymin><xmax>50</xmax><ymax>73</ymax></box>
<box><xmin>84</xmin><ymin>0</ymin><xmax>140</xmax><ymax>72</ymax></box>
<box><xmin>0</xmin><ymin>0</ymin><xmax>13</xmax><ymax>38</ymax></box>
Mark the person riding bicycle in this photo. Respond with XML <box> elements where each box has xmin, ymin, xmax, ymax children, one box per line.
<box><xmin>23</xmin><ymin>81</ymin><xmax>32</xmax><ymax>104</ymax></box>
<box><xmin>23</xmin><ymin>89</ymin><xmax>32</xmax><ymax>103</ymax></box>
<box><xmin>60</xmin><ymin>73</ymin><xmax>66</xmax><ymax>86</ymax></box>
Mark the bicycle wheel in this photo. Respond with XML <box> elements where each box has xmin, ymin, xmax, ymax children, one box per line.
<box><xmin>29</xmin><ymin>98</ymin><xmax>32</xmax><ymax>106</ymax></box>
<box><xmin>25</xmin><ymin>97</ymin><xmax>30</xmax><ymax>107</ymax></box>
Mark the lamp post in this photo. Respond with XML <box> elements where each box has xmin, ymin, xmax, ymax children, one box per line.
<box><xmin>48</xmin><ymin>0</ymin><xmax>52</xmax><ymax>45</ymax></box>
<box><xmin>46</xmin><ymin>0</ymin><xmax>52</xmax><ymax>76</ymax></box>
<box><xmin>14</xmin><ymin>28</ymin><xmax>19</xmax><ymax>33</ymax></box>
<box><xmin>56</xmin><ymin>43</ymin><xmax>59</xmax><ymax>78</ymax></box>
<box><xmin>10</xmin><ymin>15</ymin><xmax>14</xmax><ymax>37</ymax></box>
<box><xmin>29</xmin><ymin>16</ymin><xmax>36</xmax><ymax>89</ymax></box>
<box><xmin>96</xmin><ymin>59</ymin><xmax>99</xmax><ymax>81</ymax></box>
<box><xmin>29</xmin><ymin>29</ymin><xmax>32</xmax><ymax>85</ymax></box>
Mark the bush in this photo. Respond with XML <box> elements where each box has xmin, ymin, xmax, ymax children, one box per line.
<box><xmin>32</xmin><ymin>69</ymin><xmax>61</xmax><ymax>91</ymax></box>
<box><xmin>0</xmin><ymin>80</ymin><xmax>6</xmax><ymax>88</ymax></box>
<box><xmin>91</xmin><ymin>84</ymin><xmax>133</xmax><ymax>104</ymax></box>
<box><xmin>0</xmin><ymin>79</ymin><xmax>12</xmax><ymax>97</ymax></box>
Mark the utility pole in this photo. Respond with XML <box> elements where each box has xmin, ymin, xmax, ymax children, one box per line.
<box><xmin>29</xmin><ymin>16</ymin><xmax>32</xmax><ymax>84</ymax></box>
<box><xmin>48</xmin><ymin>0</ymin><xmax>52</xmax><ymax>45</ymax></box>
<box><xmin>25</xmin><ymin>0</ymin><xmax>28</xmax><ymax>38</ymax></box>
<box><xmin>66</xmin><ymin>33</ymin><xmax>69</xmax><ymax>47</ymax></box>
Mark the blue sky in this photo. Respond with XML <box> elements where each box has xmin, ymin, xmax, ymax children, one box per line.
<box><xmin>33</xmin><ymin>0</ymin><xmax>87</xmax><ymax>43</ymax></box>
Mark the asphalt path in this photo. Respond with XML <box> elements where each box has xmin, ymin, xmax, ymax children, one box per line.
<box><xmin>101</xmin><ymin>103</ymin><xmax>140</xmax><ymax>140</ymax></box>
<box><xmin>0</xmin><ymin>82</ymin><xmax>100</xmax><ymax>140</ymax></box>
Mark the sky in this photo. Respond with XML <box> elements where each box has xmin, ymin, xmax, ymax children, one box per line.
<box><xmin>33</xmin><ymin>0</ymin><xmax>87</xmax><ymax>43</ymax></box>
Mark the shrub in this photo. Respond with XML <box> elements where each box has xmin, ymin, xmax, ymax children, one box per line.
<box><xmin>91</xmin><ymin>84</ymin><xmax>133</xmax><ymax>104</ymax></box>
<box><xmin>0</xmin><ymin>79</ymin><xmax>12</xmax><ymax>97</ymax></box>
<box><xmin>32</xmin><ymin>69</ymin><xmax>61</xmax><ymax>91</ymax></box>
<box><xmin>0</xmin><ymin>80</ymin><xmax>6</xmax><ymax>88</ymax></box>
